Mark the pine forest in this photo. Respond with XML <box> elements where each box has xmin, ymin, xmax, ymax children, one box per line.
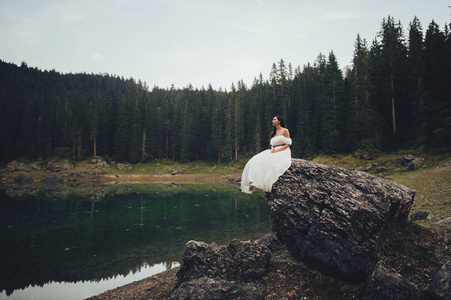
<box><xmin>1</xmin><ymin>16</ymin><xmax>450</xmax><ymax>164</ymax></box>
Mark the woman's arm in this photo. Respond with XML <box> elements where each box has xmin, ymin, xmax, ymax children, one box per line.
<box><xmin>271</xmin><ymin>144</ymin><xmax>289</xmax><ymax>153</ymax></box>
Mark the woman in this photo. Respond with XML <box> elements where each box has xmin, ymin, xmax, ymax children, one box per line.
<box><xmin>241</xmin><ymin>115</ymin><xmax>292</xmax><ymax>194</ymax></box>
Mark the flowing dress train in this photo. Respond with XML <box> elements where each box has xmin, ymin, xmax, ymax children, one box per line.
<box><xmin>241</xmin><ymin>135</ymin><xmax>292</xmax><ymax>194</ymax></box>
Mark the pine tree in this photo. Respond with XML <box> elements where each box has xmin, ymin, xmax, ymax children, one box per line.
<box><xmin>349</xmin><ymin>34</ymin><xmax>372</xmax><ymax>148</ymax></box>
<box><xmin>378</xmin><ymin>16</ymin><xmax>408</xmax><ymax>143</ymax></box>
<box><xmin>113</xmin><ymin>94</ymin><xmax>130</xmax><ymax>161</ymax></box>
<box><xmin>407</xmin><ymin>17</ymin><xmax>425</xmax><ymax>143</ymax></box>
<box><xmin>422</xmin><ymin>20</ymin><xmax>450</xmax><ymax>146</ymax></box>
<box><xmin>89</xmin><ymin>94</ymin><xmax>99</xmax><ymax>157</ymax></box>
<box><xmin>322</xmin><ymin>51</ymin><xmax>344</xmax><ymax>153</ymax></box>
<box><xmin>209</xmin><ymin>89</ymin><xmax>223</xmax><ymax>162</ymax></box>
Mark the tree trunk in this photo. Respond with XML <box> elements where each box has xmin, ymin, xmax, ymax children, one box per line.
<box><xmin>141</xmin><ymin>131</ymin><xmax>146</xmax><ymax>162</ymax></box>
<box><xmin>93</xmin><ymin>136</ymin><xmax>97</xmax><ymax>157</ymax></box>
<box><xmin>390</xmin><ymin>67</ymin><xmax>396</xmax><ymax>141</ymax></box>
<box><xmin>165</xmin><ymin>131</ymin><xmax>169</xmax><ymax>160</ymax></box>
<box><xmin>234</xmin><ymin>99</ymin><xmax>238</xmax><ymax>160</ymax></box>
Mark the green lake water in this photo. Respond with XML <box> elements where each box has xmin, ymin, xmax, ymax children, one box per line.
<box><xmin>0</xmin><ymin>183</ymin><xmax>271</xmax><ymax>300</ymax></box>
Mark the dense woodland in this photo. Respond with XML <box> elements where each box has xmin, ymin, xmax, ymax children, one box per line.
<box><xmin>1</xmin><ymin>16</ymin><xmax>450</xmax><ymax>164</ymax></box>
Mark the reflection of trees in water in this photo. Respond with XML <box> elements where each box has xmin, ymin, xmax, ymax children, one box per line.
<box><xmin>0</xmin><ymin>185</ymin><xmax>271</xmax><ymax>295</ymax></box>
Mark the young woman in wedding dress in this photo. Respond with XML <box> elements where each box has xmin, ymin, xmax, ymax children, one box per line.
<box><xmin>241</xmin><ymin>115</ymin><xmax>292</xmax><ymax>194</ymax></box>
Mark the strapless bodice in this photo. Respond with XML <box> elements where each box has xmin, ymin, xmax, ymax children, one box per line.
<box><xmin>270</xmin><ymin>135</ymin><xmax>292</xmax><ymax>146</ymax></box>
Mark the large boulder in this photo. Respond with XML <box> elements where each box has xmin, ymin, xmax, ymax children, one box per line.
<box><xmin>170</xmin><ymin>277</ymin><xmax>264</xmax><ymax>300</ymax></box>
<box><xmin>175</xmin><ymin>239</ymin><xmax>271</xmax><ymax>287</ymax></box>
<box><xmin>362</xmin><ymin>261</ymin><xmax>425</xmax><ymax>300</ymax></box>
<box><xmin>268</xmin><ymin>158</ymin><xmax>415</xmax><ymax>282</ymax></box>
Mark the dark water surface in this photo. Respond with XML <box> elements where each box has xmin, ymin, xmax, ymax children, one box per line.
<box><xmin>0</xmin><ymin>183</ymin><xmax>271</xmax><ymax>299</ymax></box>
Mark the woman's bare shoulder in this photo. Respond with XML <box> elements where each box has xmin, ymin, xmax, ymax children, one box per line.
<box><xmin>283</xmin><ymin>128</ymin><xmax>290</xmax><ymax>138</ymax></box>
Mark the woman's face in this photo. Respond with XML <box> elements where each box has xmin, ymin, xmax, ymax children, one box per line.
<box><xmin>272</xmin><ymin>117</ymin><xmax>280</xmax><ymax>127</ymax></box>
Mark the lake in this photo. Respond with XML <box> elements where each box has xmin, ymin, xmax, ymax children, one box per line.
<box><xmin>0</xmin><ymin>183</ymin><xmax>271</xmax><ymax>300</ymax></box>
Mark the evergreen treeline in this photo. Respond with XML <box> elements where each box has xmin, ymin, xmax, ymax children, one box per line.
<box><xmin>1</xmin><ymin>16</ymin><xmax>450</xmax><ymax>164</ymax></box>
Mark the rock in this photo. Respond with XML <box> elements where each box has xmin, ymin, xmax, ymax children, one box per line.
<box><xmin>362</xmin><ymin>261</ymin><xmax>425</xmax><ymax>300</ymax></box>
<box><xmin>410</xmin><ymin>210</ymin><xmax>431</xmax><ymax>221</ymax></box>
<box><xmin>91</xmin><ymin>156</ymin><xmax>109</xmax><ymax>168</ymax></box>
<box><xmin>227</xmin><ymin>176</ymin><xmax>241</xmax><ymax>184</ymax></box>
<box><xmin>168</xmin><ymin>168</ymin><xmax>187</xmax><ymax>175</ymax></box>
<box><xmin>437</xmin><ymin>217</ymin><xmax>451</xmax><ymax>225</ymax></box>
<box><xmin>400</xmin><ymin>154</ymin><xmax>424</xmax><ymax>171</ymax></box>
<box><xmin>353</xmin><ymin>148</ymin><xmax>374</xmax><ymax>160</ymax></box>
<box><xmin>426</xmin><ymin>261</ymin><xmax>451</xmax><ymax>300</ymax></box>
<box><xmin>93</xmin><ymin>169</ymin><xmax>106</xmax><ymax>175</ymax></box>
<box><xmin>46</xmin><ymin>160</ymin><xmax>72</xmax><ymax>172</ymax></box>
<box><xmin>7</xmin><ymin>161</ymin><xmax>32</xmax><ymax>172</ymax></box>
<box><xmin>41</xmin><ymin>174</ymin><xmax>64</xmax><ymax>187</ymax></box>
<box><xmin>376</xmin><ymin>166</ymin><xmax>388</xmax><ymax>173</ymax></box>
<box><xmin>170</xmin><ymin>277</ymin><xmax>264</xmax><ymax>300</ymax></box>
<box><xmin>400</xmin><ymin>154</ymin><xmax>417</xmax><ymax>165</ymax></box>
<box><xmin>268</xmin><ymin>158</ymin><xmax>415</xmax><ymax>282</ymax></box>
<box><xmin>407</xmin><ymin>157</ymin><xmax>424</xmax><ymax>171</ymax></box>
<box><xmin>175</xmin><ymin>239</ymin><xmax>271</xmax><ymax>287</ymax></box>
<box><xmin>257</xmin><ymin>234</ymin><xmax>281</xmax><ymax>252</ymax></box>
<box><xmin>357</xmin><ymin>163</ymin><xmax>373</xmax><ymax>172</ymax></box>
<box><xmin>116</xmin><ymin>163</ymin><xmax>132</xmax><ymax>172</ymax></box>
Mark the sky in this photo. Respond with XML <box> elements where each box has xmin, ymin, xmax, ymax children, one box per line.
<box><xmin>1</xmin><ymin>0</ymin><xmax>450</xmax><ymax>90</ymax></box>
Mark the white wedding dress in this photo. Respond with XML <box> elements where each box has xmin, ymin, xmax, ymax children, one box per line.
<box><xmin>241</xmin><ymin>135</ymin><xmax>292</xmax><ymax>194</ymax></box>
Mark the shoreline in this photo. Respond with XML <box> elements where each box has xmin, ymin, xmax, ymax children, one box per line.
<box><xmin>0</xmin><ymin>159</ymin><xmax>243</xmax><ymax>188</ymax></box>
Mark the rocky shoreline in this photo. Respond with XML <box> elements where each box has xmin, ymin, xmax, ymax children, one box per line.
<box><xmin>88</xmin><ymin>158</ymin><xmax>450</xmax><ymax>300</ymax></box>
<box><xmin>87</xmin><ymin>232</ymin><xmax>449</xmax><ymax>300</ymax></box>
<box><xmin>86</xmin><ymin>238</ymin><xmax>362</xmax><ymax>300</ymax></box>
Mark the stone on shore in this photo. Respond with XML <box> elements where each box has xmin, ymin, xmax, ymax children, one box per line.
<box><xmin>426</xmin><ymin>261</ymin><xmax>451</xmax><ymax>300</ymax></box>
<box><xmin>175</xmin><ymin>239</ymin><xmax>271</xmax><ymax>287</ymax></box>
<box><xmin>362</xmin><ymin>261</ymin><xmax>425</xmax><ymax>300</ymax></box>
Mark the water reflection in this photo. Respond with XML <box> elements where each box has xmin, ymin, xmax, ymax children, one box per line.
<box><xmin>0</xmin><ymin>183</ymin><xmax>271</xmax><ymax>299</ymax></box>
<box><xmin>0</xmin><ymin>262</ymin><xmax>179</xmax><ymax>300</ymax></box>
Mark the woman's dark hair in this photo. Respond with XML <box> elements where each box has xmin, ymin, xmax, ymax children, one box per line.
<box><xmin>271</xmin><ymin>115</ymin><xmax>286</xmax><ymax>137</ymax></box>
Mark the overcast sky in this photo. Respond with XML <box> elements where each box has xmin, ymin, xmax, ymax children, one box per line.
<box><xmin>1</xmin><ymin>0</ymin><xmax>450</xmax><ymax>90</ymax></box>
